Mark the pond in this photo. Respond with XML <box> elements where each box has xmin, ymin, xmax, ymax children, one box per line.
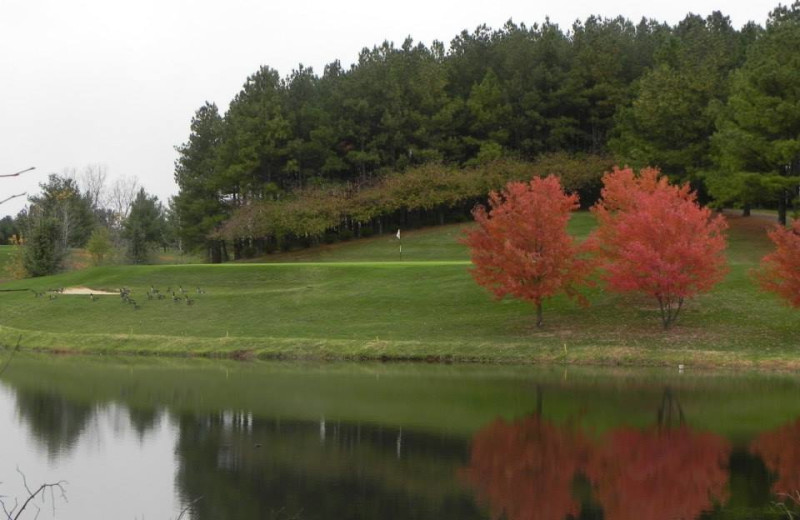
<box><xmin>1</xmin><ymin>355</ymin><xmax>799</xmax><ymax>519</ymax></box>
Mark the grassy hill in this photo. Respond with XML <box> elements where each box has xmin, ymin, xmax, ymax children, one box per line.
<box><xmin>0</xmin><ymin>213</ymin><xmax>797</xmax><ymax>367</ymax></box>
<box><xmin>0</xmin><ymin>245</ymin><xmax>13</xmax><ymax>276</ymax></box>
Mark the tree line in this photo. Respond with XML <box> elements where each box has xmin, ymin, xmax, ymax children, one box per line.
<box><xmin>173</xmin><ymin>3</ymin><xmax>800</xmax><ymax>261</ymax></box>
<box><xmin>2</xmin><ymin>166</ymin><xmax>173</xmax><ymax>277</ymax></box>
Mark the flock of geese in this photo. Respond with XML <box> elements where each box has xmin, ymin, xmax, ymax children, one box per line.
<box><xmin>34</xmin><ymin>285</ymin><xmax>207</xmax><ymax>310</ymax></box>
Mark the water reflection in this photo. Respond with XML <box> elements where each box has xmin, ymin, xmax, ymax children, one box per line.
<box><xmin>14</xmin><ymin>388</ymin><xmax>93</xmax><ymax>459</ymax></box>
<box><xmin>588</xmin><ymin>426</ymin><xmax>729</xmax><ymax>519</ymax></box>
<box><xmin>587</xmin><ymin>388</ymin><xmax>730</xmax><ymax>520</ymax></box>
<box><xmin>462</xmin><ymin>414</ymin><xmax>591</xmax><ymax>520</ymax></box>
<box><xmin>173</xmin><ymin>413</ymin><xmax>483</xmax><ymax>520</ymax></box>
<box><xmin>463</xmin><ymin>388</ymin><xmax>740</xmax><ymax>520</ymax></box>
<box><xmin>751</xmin><ymin>418</ymin><xmax>800</xmax><ymax>499</ymax></box>
<box><xmin>4</xmin><ymin>360</ymin><xmax>800</xmax><ymax>519</ymax></box>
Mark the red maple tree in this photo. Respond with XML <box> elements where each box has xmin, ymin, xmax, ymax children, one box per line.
<box><xmin>590</xmin><ymin>167</ymin><xmax>728</xmax><ymax>329</ymax></box>
<box><xmin>462</xmin><ymin>175</ymin><xmax>592</xmax><ymax>327</ymax></box>
<box><xmin>755</xmin><ymin>220</ymin><xmax>800</xmax><ymax>307</ymax></box>
<box><xmin>461</xmin><ymin>415</ymin><xmax>592</xmax><ymax>520</ymax></box>
<box><xmin>586</xmin><ymin>426</ymin><xmax>731</xmax><ymax>520</ymax></box>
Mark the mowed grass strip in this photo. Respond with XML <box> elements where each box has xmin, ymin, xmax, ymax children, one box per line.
<box><xmin>0</xmin><ymin>213</ymin><xmax>797</xmax><ymax>366</ymax></box>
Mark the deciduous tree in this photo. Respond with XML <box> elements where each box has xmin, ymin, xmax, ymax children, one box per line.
<box><xmin>462</xmin><ymin>175</ymin><xmax>592</xmax><ymax>327</ymax></box>
<box><xmin>591</xmin><ymin>167</ymin><xmax>728</xmax><ymax>329</ymax></box>
<box><xmin>754</xmin><ymin>220</ymin><xmax>800</xmax><ymax>307</ymax></box>
<box><xmin>87</xmin><ymin>227</ymin><xmax>113</xmax><ymax>266</ymax></box>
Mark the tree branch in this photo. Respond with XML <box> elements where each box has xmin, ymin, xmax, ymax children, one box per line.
<box><xmin>0</xmin><ymin>193</ymin><xmax>26</xmax><ymax>206</ymax></box>
<box><xmin>0</xmin><ymin>167</ymin><xmax>35</xmax><ymax>178</ymax></box>
<box><xmin>0</xmin><ymin>468</ymin><xmax>67</xmax><ymax>520</ymax></box>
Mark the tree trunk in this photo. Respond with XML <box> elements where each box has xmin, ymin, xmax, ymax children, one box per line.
<box><xmin>535</xmin><ymin>384</ymin><xmax>543</xmax><ymax>416</ymax></box>
<box><xmin>742</xmin><ymin>203</ymin><xmax>751</xmax><ymax>217</ymax></box>
<box><xmin>209</xmin><ymin>241</ymin><xmax>222</xmax><ymax>264</ymax></box>
<box><xmin>535</xmin><ymin>302</ymin><xmax>543</xmax><ymax>328</ymax></box>
<box><xmin>778</xmin><ymin>189</ymin><xmax>788</xmax><ymax>226</ymax></box>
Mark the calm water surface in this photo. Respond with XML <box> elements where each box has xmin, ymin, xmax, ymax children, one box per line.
<box><xmin>1</xmin><ymin>355</ymin><xmax>799</xmax><ymax>519</ymax></box>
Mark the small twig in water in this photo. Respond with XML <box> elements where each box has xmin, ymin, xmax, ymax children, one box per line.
<box><xmin>176</xmin><ymin>496</ymin><xmax>203</xmax><ymax>520</ymax></box>
<box><xmin>0</xmin><ymin>336</ymin><xmax>22</xmax><ymax>378</ymax></box>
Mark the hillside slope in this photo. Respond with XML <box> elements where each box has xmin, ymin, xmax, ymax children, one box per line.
<box><xmin>0</xmin><ymin>214</ymin><xmax>797</xmax><ymax>367</ymax></box>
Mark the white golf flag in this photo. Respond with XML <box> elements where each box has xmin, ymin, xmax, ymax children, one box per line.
<box><xmin>396</xmin><ymin>229</ymin><xmax>401</xmax><ymax>240</ymax></box>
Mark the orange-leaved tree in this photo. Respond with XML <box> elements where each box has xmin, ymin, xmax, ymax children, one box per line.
<box><xmin>754</xmin><ymin>220</ymin><xmax>800</xmax><ymax>307</ymax></box>
<box><xmin>590</xmin><ymin>167</ymin><xmax>728</xmax><ymax>329</ymax></box>
<box><xmin>462</xmin><ymin>175</ymin><xmax>592</xmax><ymax>327</ymax></box>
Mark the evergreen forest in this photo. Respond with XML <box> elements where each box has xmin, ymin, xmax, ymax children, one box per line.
<box><xmin>172</xmin><ymin>4</ymin><xmax>800</xmax><ymax>261</ymax></box>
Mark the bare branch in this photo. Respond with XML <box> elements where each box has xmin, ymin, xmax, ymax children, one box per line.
<box><xmin>0</xmin><ymin>469</ymin><xmax>67</xmax><ymax>520</ymax></box>
<box><xmin>1</xmin><ymin>496</ymin><xmax>15</xmax><ymax>520</ymax></box>
<box><xmin>0</xmin><ymin>193</ymin><xmax>26</xmax><ymax>206</ymax></box>
<box><xmin>109</xmin><ymin>175</ymin><xmax>140</xmax><ymax>222</ymax></box>
<box><xmin>10</xmin><ymin>481</ymin><xmax>66</xmax><ymax>520</ymax></box>
<box><xmin>0</xmin><ymin>167</ymin><xmax>35</xmax><ymax>179</ymax></box>
<box><xmin>79</xmin><ymin>164</ymin><xmax>109</xmax><ymax>209</ymax></box>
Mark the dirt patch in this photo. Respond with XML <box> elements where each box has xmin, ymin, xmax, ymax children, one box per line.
<box><xmin>61</xmin><ymin>286</ymin><xmax>118</xmax><ymax>295</ymax></box>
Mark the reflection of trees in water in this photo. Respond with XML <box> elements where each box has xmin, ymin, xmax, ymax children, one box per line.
<box><xmin>586</xmin><ymin>388</ymin><xmax>730</xmax><ymax>520</ymax></box>
<box><xmin>461</xmin><ymin>385</ymin><xmax>594</xmax><ymax>520</ymax></box>
<box><xmin>11</xmin><ymin>387</ymin><xmax>162</xmax><ymax>458</ymax></box>
<box><xmin>461</xmin><ymin>414</ymin><xmax>591</xmax><ymax>520</ymax></box>
<box><xmin>751</xmin><ymin>418</ymin><xmax>800</xmax><ymax>499</ymax></box>
<box><xmin>586</xmin><ymin>427</ymin><xmax>730</xmax><ymax>520</ymax></box>
<box><xmin>463</xmin><ymin>387</ymin><xmax>733</xmax><ymax>520</ymax></box>
<box><xmin>14</xmin><ymin>388</ymin><xmax>94</xmax><ymax>459</ymax></box>
<box><xmin>173</xmin><ymin>412</ymin><xmax>485</xmax><ymax>520</ymax></box>
<box><xmin>127</xmin><ymin>406</ymin><xmax>159</xmax><ymax>439</ymax></box>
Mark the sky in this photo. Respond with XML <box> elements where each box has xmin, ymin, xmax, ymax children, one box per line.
<box><xmin>0</xmin><ymin>0</ymin><xmax>783</xmax><ymax>218</ymax></box>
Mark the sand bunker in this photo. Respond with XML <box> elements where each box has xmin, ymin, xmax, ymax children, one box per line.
<box><xmin>61</xmin><ymin>286</ymin><xmax>118</xmax><ymax>295</ymax></box>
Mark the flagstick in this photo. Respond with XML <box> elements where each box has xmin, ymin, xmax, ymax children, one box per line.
<box><xmin>396</xmin><ymin>229</ymin><xmax>402</xmax><ymax>260</ymax></box>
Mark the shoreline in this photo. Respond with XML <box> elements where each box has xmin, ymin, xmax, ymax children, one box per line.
<box><xmin>2</xmin><ymin>328</ymin><xmax>797</xmax><ymax>372</ymax></box>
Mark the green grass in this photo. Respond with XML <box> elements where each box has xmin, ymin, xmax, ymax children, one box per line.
<box><xmin>0</xmin><ymin>245</ymin><xmax>13</xmax><ymax>275</ymax></box>
<box><xmin>246</xmin><ymin>223</ymin><xmax>472</xmax><ymax>263</ymax></box>
<box><xmin>0</xmin><ymin>213</ymin><xmax>797</xmax><ymax>366</ymax></box>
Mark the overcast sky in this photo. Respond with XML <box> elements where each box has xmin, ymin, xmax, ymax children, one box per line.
<box><xmin>0</xmin><ymin>0</ymin><xmax>782</xmax><ymax>217</ymax></box>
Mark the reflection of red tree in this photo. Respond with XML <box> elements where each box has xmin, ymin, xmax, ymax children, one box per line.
<box><xmin>586</xmin><ymin>427</ymin><xmax>730</xmax><ymax>520</ymax></box>
<box><xmin>461</xmin><ymin>415</ymin><xmax>590</xmax><ymax>520</ymax></box>
<box><xmin>751</xmin><ymin>418</ymin><xmax>800</xmax><ymax>496</ymax></box>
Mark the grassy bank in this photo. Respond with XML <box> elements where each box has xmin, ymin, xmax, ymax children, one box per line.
<box><xmin>0</xmin><ymin>213</ymin><xmax>797</xmax><ymax>367</ymax></box>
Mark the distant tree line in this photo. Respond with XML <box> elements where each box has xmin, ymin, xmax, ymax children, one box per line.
<box><xmin>172</xmin><ymin>3</ymin><xmax>800</xmax><ymax>261</ymax></box>
<box><xmin>3</xmin><ymin>166</ymin><xmax>174</xmax><ymax>277</ymax></box>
